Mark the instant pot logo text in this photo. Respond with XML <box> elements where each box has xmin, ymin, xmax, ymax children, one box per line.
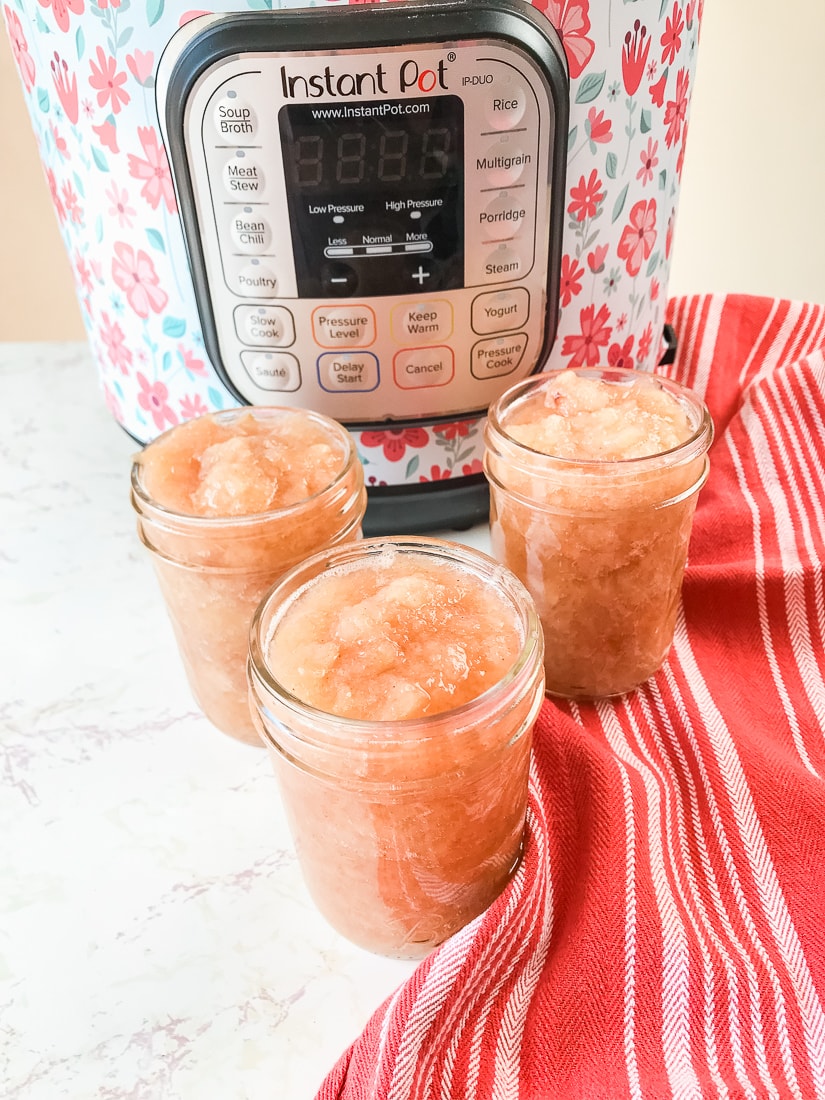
<box><xmin>279</xmin><ymin>59</ymin><xmax>449</xmax><ymax>99</ymax></box>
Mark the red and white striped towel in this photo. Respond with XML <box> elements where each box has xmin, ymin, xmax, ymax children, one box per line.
<box><xmin>318</xmin><ymin>295</ymin><xmax>825</xmax><ymax>1100</ymax></box>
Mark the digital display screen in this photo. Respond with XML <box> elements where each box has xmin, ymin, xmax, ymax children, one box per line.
<box><xmin>278</xmin><ymin>96</ymin><xmax>464</xmax><ymax>298</ymax></box>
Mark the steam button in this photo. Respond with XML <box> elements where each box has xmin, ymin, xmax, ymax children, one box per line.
<box><xmin>481</xmin><ymin>245</ymin><xmax>527</xmax><ymax>283</ymax></box>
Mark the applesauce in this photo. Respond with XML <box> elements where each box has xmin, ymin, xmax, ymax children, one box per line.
<box><xmin>131</xmin><ymin>408</ymin><xmax>366</xmax><ymax>745</ymax></box>
<box><xmin>484</xmin><ymin>368</ymin><xmax>713</xmax><ymax>698</ymax></box>
<box><xmin>247</xmin><ymin>537</ymin><xmax>545</xmax><ymax>957</ymax></box>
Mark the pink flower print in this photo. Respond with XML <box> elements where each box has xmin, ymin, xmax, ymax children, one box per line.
<box><xmin>93</xmin><ymin>119</ymin><xmax>119</xmax><ymax>154</ymax></box>
<box><xmin>180</xmin><ymin>9</ymin><xmax>212</xmax><ymax>25</ymax></box>
<box><xmin>559</xmin><ymin>254</ymin><xmax>585</xmax><ymax>306</ymax></box>
<box><xmin>567</xmin><ymin>170</ymin><xmax>605</xmax><ymax>222</ymax></box>
<box><xmin>637</xmin><ymin>138</ymin><xmax>659</xmax><ymax>185</ymax></box>
<box><xmin>4</xmin><ymin>8</ymin><xmax>36</xmax><ymax>92</ymax></box>
<box><xmin>73</xmin><ymin>251</ymin><xmax>92</xmax><ymax>294</ymax></box>
<box><xmin>111</xmin><ymin>243</ymin><xmax>168</xmax><ymax>318</ymax></box>
<box><xmin>561</xmin><ymin>303</ymin><xmax>612</xmax><ymax>368</ymax></box>
<box><xmin>536</xmin><ymin>0</ymin><xmax>595</xmax><ymax>78</ymax></box>
<box><xmin>622</xmin><ymin>20</ymin><xmax>651</xmax><ymax>96</ymax></box>
<box><xmin>607</xmin><ymin>336</ymin><xmax>635</xmax><ymax>370</ymax></box>
<box><xmin>38</xmin><ymin>0</ymin><xmax>84</xmax><ymax>34</ymax></box>
<box><xmin>180</xmin><ymin>394</ymin><xmax>210</xmax><ymax>421</ymax></box>
<box><xmin>361</xmin><ymin>427</ymin><xmax>428</xmax><ymax>462</ymax></box>
<box><xmin>98</xmin><ymin>0</ymin><xmax>122</xmax><ymax>8</ymax></box>
<box><xmin>420</xmin><ymin>465</ymin><xmax>452</xmax><ymax>483</ymax></box>
<box><xmin>685</xmin><ymin>0</ymin><xmax>696</xmax><ymax>29</ymax></box>
<box><xmin>128</xmin><ymin>127</ymin><xmax>177</xmax><ymax>214</ymax></box>
<box><xmin>178</xmin><ymin>344</ymin><xmax>208</xmax><ymax>377</ymax></box>
<box><xmin>661</xmin><ymin>4</ymin><xmax>685</xmax><ymax>67</ymax></box>
<box><xmin>587</xmin><ymin>244</ymin><xmax>609</xmax><ymax>273</ymax></box>
<box><xmin>665</xmin><ymin>211</ymin><xmax>675</xmax><ymax>258</ymax></box>
<box><xmin>106</xmin><ymin>182</ymin><xmax>135</xmax><ymax>229</ymax></box>
<box><xmin>137</xmin><ymin>374</ymin><xmax>178</xmax><ymax>433</ymax></box>
<box><xmin>462</xmin><ymin>458</ymin><xmax>484</xmax><ymax>476</ymax></box>
<box><xmin>89</xmin><ymin>47</ymin><xmax>130</xmax><ymax>115</ymax></box>
<box><xmin>617</xmin><ymin>198</ymin><xmax>657</xmax><ymax>277</ymax></box>
<box><xmin>649</xmin><ymin>72</ymin><xmax>667</xmax><ymax>108</ymax></box>
<box><xmin>665</xmin><ymin>67</ymin><xmax>690</xmax><ymax>148</ymax></box>
<box><xmin>50</xmin><ymin>53</ymin><xmax>78</xmax><ymax>124</ymax></box>
<box><xmin>638</xmin><ymin>323</ymin><xmax>654</xmax><ymax>362</ymax></box>
<box><xmin>100</xmin><ymin>311</ymin><xmax>132</xmax><ymax>374</ymax></box>
<box><xmin>617</xmin><ymin>313</ymin><xmax>628</xmax><ymax>332</ymax></box>
<box><xmin>46</xmin><ymin>167</ymin><xmax>66</xmax><ymax>223</ymax></box>
<box><xmin>126</xmin><ymin>50</ymin><xmax>155</xmax><ymax>87</ymax></box>
<box><xmin>103</xmin><ymin>384</ymin><xmax>123</xmax><ymax>423</ymax></box>
<box><xmin>586</xmin><ymin>107</ymin><xmax>612</xmax><ymax>146</ymax></box>
<box><xmin>434</xmin><ymin>420</ymin><xmax>472</xmax><ymax>440</ymax></box>
<box><xmin>61</xmin><ymin>180</ymin><xmax>82</xmax><ymax>223</ymax></box>
<box><xmin>49</xmin><ymin>122</ymin><xmax>69</xmax><ymax>160</ymax></box>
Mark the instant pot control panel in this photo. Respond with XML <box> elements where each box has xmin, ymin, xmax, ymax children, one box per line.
<box><xmin>157</xmin><ymin>0</ymin><xmax>568</xmax><ymax>426</ymax></box>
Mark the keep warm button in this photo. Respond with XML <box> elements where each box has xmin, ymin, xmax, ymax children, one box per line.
<box><xmin>394</xmin><ymin>346</ymin><xmax>454</xmax><ymax>390</ymax></box>
<box><xmin>471</xmin><ymin>333</ymin><xmax>528</xmax><ymax>380</ymax></box>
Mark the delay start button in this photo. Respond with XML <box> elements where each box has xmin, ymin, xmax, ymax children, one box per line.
<box><xmin>471</xmin><ymin>333</ymin><xmax>528</xmax><ymax>380</ymax></box>
<box><xmin>318</xmin><ymin>352</ymin><xmax>379</xmax><ymax>393</ymax></box>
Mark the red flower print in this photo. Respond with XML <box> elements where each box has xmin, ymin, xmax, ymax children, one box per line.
<box><xmin>137</xmin><ymin>374</ymin><xmax>178</xmax><ymax>434</ymax></box>
<box><xmin>637</xmin><ymin>138</ymin><xmax>659</xmax><ymax>185</ymax></box>
<box><xmin>128</xmin><ymin>127</ymin><xmax>177</xmax><ymax>214</ymax></box>
<box><xmin>607</xmin><ymin>336</ymin><xmax>635</xmax><ymax>370</ymax></box>
<box><xmin>178</xmin><ymin>344</ymin><xmax>208</xmax><ymax>377</ymax></box>
<box><xmin>106</xmin><ymin>183</ymin><xmax>135</xmax><ymax>229</ymax></box>
<box><xmin>665</xmin><ymin>211</ymin><xmax>675</xmax><ymax>258</ymax></box>
<box><xmin>4</xmin><ymin>8</ymin><xmax>36</xmax><ymax>92</ymax></box>
<box><xmin>38</xmin><ymin>0</ymin><xmax>84</xmax><ymax>34</ymax></box>
<box><xmin>361</xmin><ymin>427</ymin><xmax>429</xmax><ymax>462</ymax></box>
<box><xmin>586</xmin><ymin>107</ymin><xmax>612</xmax><ymax>146</ymax></box>
<box><xmin>617</xmin><ymin>198</ymin><xmax>657</xmax><ymax>277</ymax></box>
<box><xmin>638</xmin><ymin>324</ymin><xmax>654</xmax><ymax>362</ymax></box>
<box><xmin>61</xmin><ymin>180</ymin><xmax>82</xmax><ymax>223</ymax></box>
<box><xmin>89</xmin><ymin>47</ymin><xmax>130</xmax><ymax>115</ymax></box>
<box><xmin>462</xmin><ymin>458</ymin><xmax>484</xmax><ymax>476</ymax></box>
<box><xmin>587</xmin><ymin>243</ymin><xmax>609</xmax><ymax>273</ymax></box>
<box><xmin>622</xmin><ymin>20</ymin><xmax>651</xmax><ymax>96</ymax></box>
<box><xmin>126</xmin><ymin>49</ymin><xmax>155</xmax><ymax>87</ymax></box>
<box><xmin>561</xmin><ymin>303</ymin><xmax>612</xmax><ymax>368</ymax></box>
<box><xmin>111</xmin><ymin>243</ymin><xmax>168</xmax><ymax>318</ymax></box>
<box><xmin>567</xmin><ymin>169</ymin><xmax>605</xmax><ymax>222</ymax></box>
<box><xmin>650</xmin><ymin>277</ymin><xmax>660</xmax><ymax>302</ymax></box>
<box><xmin>665</xmin><ymin>67</ymin><xmax>690</xmax><ymax>148</ymax></box>
<box><xmin>50</xmin><ymin>53</ymin><xmax>78</xmax><ymax>125</ymax></box>
<box><xmin>73</xmin><ymin>251</ymin><xmax>92</xmax><ymax>294</ymax></box>
<box><xmin>559</xmin><ymin>254</ymin><xmax>585</xmax><ymax>306</ymax></box>
<box><xmin>180</xmin><ymin>394</ymin><xmax>210</xmax><ymax>421</ymax></box>
<box><xmin>93</xmin><ymin>119</ymin><xmax>119</xmax><ymax>154</ymax></box>
<box><xmin>685</xmin><ymin>0</ymin><xmax>696</xmax><ymax>29</ymax></box>
<box><xmin>649</xmin><ymin>72</ymin><xmax>667</xmax><ymax>108</ymax></box>
<box><xmin>535</xmin><ymin>0</ymin><xmax>595</xmax><ymax>78</ymax></box>
<box><xmin>434</xmin><ymin>420</ymin><xmax>472</xmax><ymax>440</ymax></box>
<box><xmin>100</xmin><ymin>311</ymin><xmax>132</xmax><ymax>374</ymax></box>
<box><xmin>661</xmin><ymin>3</ymin><xmax>684</xmax><ymax>67</ymax></box>
<box><xmin>420</xmin><ymin>465</ymin><xmax>452</xmax><ymax>483</ymax></box>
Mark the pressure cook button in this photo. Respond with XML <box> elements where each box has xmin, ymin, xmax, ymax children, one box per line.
<box><xmin>214</xmin><ymin>95</ymin><xmax>257</xmax><ymax>140</ymax></box>
<box><xmin>318</xmin><ymin>352</ymin><xmax>379</xmax><ymax>393</ymax></box>
<box><xmin>234</xmin><ymin>305</ymin><xmax>295</xmax><ymax>347</ymax></box>
<box><xmin>471</xmin><ymin>288</ymin><xmax>529</xmax><ymax>335</ymax></box>
<box><xmin>230</xmin><ymin>209</ymin><xmax>272</xmax><ymax>253</ymax></box>
<box><xmin>485</xmin><ymin>79</ymin><xmax>527</xmax><ymax>131</ymax></box>
<box><xmin>393</xmin><ymin>347</ymin><xmax>454</xmax><ymax>390</ymax></box>
<box><xmin>312</xmin><ymin>306</ymin><xmax>376</xmax><ymax>348</ymax></box>
<box><xmin>479</xmin><ymin>195</ymin><xmax>528</xmax><ymax>242</ymax></box>
<box><xmin>482</xmin><ymin>245</ymin><xmax>526</xmax><ymax>282</ymax></box>
<box><xmin>241</xmin><ymin>351</ymin><xmax>301</xmax><ymax>392</ymax></box>
<box><xmin>470</xmin><ymin>333</ymin><xmax>528</xmax><ymax>380</ymax></box>
<box><xmin>223</xmin><ymin>153</ymin><xmax>265</xmax><ymax>196</ymax></box>
<box><xmin>233</xmin><ymin>260</ymin><xmax>278</xmax><ymax>297</ymax></box>
<box><xmin>479</xmin><ymin>137</ymin><xmax>532</xmax><ymax>187</ymax></box>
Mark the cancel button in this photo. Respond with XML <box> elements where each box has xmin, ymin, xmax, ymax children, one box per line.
<box><xmin>394</xmin><ymin>346</ymin><xmax>455</xmax><ymax>389</ymax></box>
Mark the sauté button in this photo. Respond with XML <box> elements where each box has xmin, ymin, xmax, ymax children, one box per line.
<box><xmin>241</xmin><ymin>351</ymin><xmax>300</xmax><ymax>391</ymax></box>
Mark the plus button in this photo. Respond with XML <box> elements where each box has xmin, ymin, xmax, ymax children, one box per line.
<box><xmin>411</xmin><ymin>265</ymin><xmax>430</xmax><ymax>286</ymax></box>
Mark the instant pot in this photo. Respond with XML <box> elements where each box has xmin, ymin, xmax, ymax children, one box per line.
<box><xmin>5</xmin><ymin>0</ymin><xmax>701</xmax><ymax>532</ymax></box>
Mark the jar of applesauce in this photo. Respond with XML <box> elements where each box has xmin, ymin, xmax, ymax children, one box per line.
<box><xmin>484</xmin><ymin>368</ymin><xmax>713</xmax><ymax>699</ymax></box>
<box><xmin>131</xmin><ymin>407</ymin><xmax>366</xmax><ymax>746</ymax></box>
<box><xmin>247</xmin><ymin>537</ymin><xmax>545</xmax><ymax>958</ymax></box>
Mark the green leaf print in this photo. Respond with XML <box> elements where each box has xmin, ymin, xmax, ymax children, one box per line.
<box><xmin>575</xmin><ymin>71</ymin><xmax>606</xmax><ymax>105</ymax></box>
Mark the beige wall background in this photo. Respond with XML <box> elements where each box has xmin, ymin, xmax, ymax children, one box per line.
<box><xmin>1</xmin><ymin>0</ymin><xmax>823</xmax><ymax>343</ymax></box>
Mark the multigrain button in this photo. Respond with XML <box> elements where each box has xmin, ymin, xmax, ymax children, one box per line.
<box><xmin>234</xmin><ymin>305</ymin><xmax>295</xmax><ymax>347</ymax></box>
<box><xmin>233</xmin><ymin>260</ymin><xmax>278</xmax><ymax>297</ymax></box>
<box><xmin>214</xmin><ymin>94</ymin><xmax>257</xmax><ymax>140</ymax></box>
<box><xmin>479</xmin><ymin>195</ymin><xmax>528</xmax><ymax>242</ymax></box>
<box><xmin>472</xmin><ymin>288</ymin><xmax>529</xmax><ymax>334</ymax></box>
<box><xmin>313</xmin><ymin>306</ymin><xmax>376</xmax><ymax>347</ymax></box>
<box><xmin>394</xmin><ymin>347</ymin><xmax>454</xmax><ymax>390</ymax></box>
<box><xmin>391</xmin><ymin>300</ymin><xmax>453</xmax><ymax>344</ymax></box>
<box><xmin>223</xmin><ymin>153</ymin><xmax>265</xmax><ymax>196</ymax></box>
<box><xmin>230</xmin><ymin>209</ymin><xmax>272</xmax><ymax>253</ymax></box>
<box><xmin>318</xmin><ymin>352</ymin><xmax>379</xmax><ymax>392</ymax></box>
<box><xmin>471</xmin><ymin>333</ymin><xmax>528</xmax><ymax>380</ymax></box>
<box><xmin>478</xmin><ymin>137</ymin><xmax>533</xmax><ymax>187</ymax></box>
<box><xmin>241</xmin><ymin>351</ymin><xmax>300</xmax><ymax>391</ymax></box>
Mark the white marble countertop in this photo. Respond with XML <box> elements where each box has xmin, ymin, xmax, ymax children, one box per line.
<box><xmin>0</xmin><ymin>342</ymin><xmax>492</xmax><ymax>1098</ymax></box>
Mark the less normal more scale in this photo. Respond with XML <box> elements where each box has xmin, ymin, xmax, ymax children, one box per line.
<box><xmin>156</xmin><ymin>0</ymin><xmax>569</xmax><ymax>532</ymax></box>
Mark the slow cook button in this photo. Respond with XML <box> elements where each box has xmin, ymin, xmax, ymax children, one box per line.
<box><xmin>390</xmin><ymin>300</ymin><xmax>453</xmax><ymax>344</ymax></box>
<box><xmin>393</xmin><ymin>347</ymin><xmax>454</xmax><ymax>390</ymax></box>
<box><xmin>318</xmin><ymin>352</ymin><xmax>379</xmax><ymax>393</ymax></box>
<box><xmin>214</xmin><ymin>94</ymin><xmax>258</xmax><ymax>140</ymax></box>
<box><xmin>241</xmin><ymin>351</ymin><xmax>301</xmax><ymax>391</ymax></box>
<box><xmin>231</xmin><ymin>260</ymin><xmax>278</xmax><ymax>297</ymax></box>
<box><xmin>479</xmin><ymin>195</ymin><xmax>528</xmax><ymax>242</ymax></box>
<box><xmin>234</xmin><ymin>305</ymin><xmax>295</xmax><ymax>347</ymax></box>
<box><xmin>471</xmin><ymin>288</ymin><xmax>529</xmax><ymax>334</ymax></box>
<box><xmin>222</xmin><ymin>152</ymin><xmax>265</xmax><ymax>196</ymax></box>
<box><xmin>229</xmin><ymin>208</ymin><xmax>272</xmax><ymax>253</ymax></box>
<box><xmin>471</xmin><ymin>333</ymin><xmax>528</xmax><ymax>380</ymax></box>
<box><xmin>313</xmin><ymin>306</ymin><xmax>376</xmax><ymax>348</ymax></box>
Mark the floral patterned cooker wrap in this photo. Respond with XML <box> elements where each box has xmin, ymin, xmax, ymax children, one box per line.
<box><xmin>4</xmin><ymin>0</ymin><xmax>702</xmax><ymax>488</ymax></box>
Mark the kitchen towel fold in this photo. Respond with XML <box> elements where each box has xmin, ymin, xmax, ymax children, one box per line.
<box><xmin>317</xmin><ymin>294</ymin><xmax>825</xmax><ymax>1100</ymax></box>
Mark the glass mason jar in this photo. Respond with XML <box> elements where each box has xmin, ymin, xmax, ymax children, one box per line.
<box><xmin>248</xmin><ymin>537</ymin><xmax>545</xmax><ymax>958</ymax></box>
<box><xmin>484</xmin><ymin>368</ymin><xmax>713</xmax><ymax>699</ymax></box>
<box><xmin>131</xmin><ymin>407</ymin><xmax>366</xmax><ymax>745</ymax></box>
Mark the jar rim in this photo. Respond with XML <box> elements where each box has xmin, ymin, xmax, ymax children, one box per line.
<box><xmin>130</xmin><ymin>406</ymin><xmax>360</xmax><ymax>530</ymax></box>
<box><xmin>486</xmin><ymin>367</ymin><xmax>714</xmax><ymax>475</ymax></box>
<box><xmin>248</xmin><ymin>535</ymin><xmax>545</xmax><ymax>749</ymax></box>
